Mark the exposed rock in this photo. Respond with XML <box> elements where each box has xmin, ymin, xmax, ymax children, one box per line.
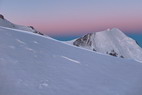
<box><xmin>93</xmin><ymin>48</ymin><xmax>96</xmax><ymax>51</ymax></box>
<box><xmin>135</xmin><ymin>40</ymin><xmax>140</xmax><ymax>46</ymax></box>
<box><xmin>109</xmin><ymin>50</ymin><xmax>118</xmax><ymax>57</ymax></box>
<box><xmin>34</xmin><ymin>31</ymin><xmax>44</xmax><ymax>35</ymax></box>
<box><xmin>0</xmin><ymin>14</ymin><xmax>4</xmax><ymax>19</ymax></box>
<box><xmin>28</xmin><ymin>26</ymin><xmax>44</xmax><ymax>35</ymax></box>
<box><xmin>73</xmin><ymin>33</ymin><xmax>93</xmax><ymax>47</ymax></box>
<box><xmin>29</xmin><ymin>26</ymin><xmax>35</xmax><ymax>29</ymax></box>
<box><xmin>120</xmin><ymin>55</ymin><xmax>124</xmax><ymax>58</ymax></box>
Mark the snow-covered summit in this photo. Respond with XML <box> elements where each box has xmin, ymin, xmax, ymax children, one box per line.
<box><xmin>69</xmin><ymin>28</ymin><xmax>142</xmax><ymax>62</ymax></box>
<box><xmin>0</xmin><ymin>14</ymin><xmax>44</xmax><ymax>35</ymax></box>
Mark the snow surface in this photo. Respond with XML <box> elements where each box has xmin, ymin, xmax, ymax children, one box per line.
<box><xmin>0</xmin><ymin>26</ymin><xmax>142</xmax><ymax>95</ymax></box>
<box><xmin>68</xmin><ymin>28</ymin><xmax>142</xmax><ymax>62</ymax></box>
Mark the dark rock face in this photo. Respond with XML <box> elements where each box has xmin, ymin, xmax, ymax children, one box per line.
<box><xmin>106</xmin><ymin>50</ymin><xmax>125</xmax><ymax>58</ymax></box>
<box><xmin>109</xmin><ymin>50</ymin><xmax>118</xmax><ymax>57</ymax></box>
<box><xmin>34</xmin><ymin>31</ymin><xmax>44</xmax><ymax>35</ymax></box>
<box><xmin>93</xmin><ymin>48</ymin><xmax>96</xmax><ymax>51</ymax></box>
<box><xmin>28</xmin><ymin>26</ymin><xmax>44</xmax><ymax>35</ymax></box>
<box><xmin>0</xmin><ymin>14</ymin><xmax>4</xmax><ymax>19</ymax></box>
<box><xmin>73</xmin><ymin>33</ymin><xmax>93</xmax><ymax>47</ymax></box>
<box><xmin>135</xmin><ymin>40</ymin><xmax>141</xmax><ymax>47</ymax></box>
<box><xmin>120</xmin><ymin>55</ymin><xmax>124</xmax><ymax>58</ymax></box>
<box><xmin>29</xmin><ymin>26</ymin><xmax>35</xmax><ymax>29</ymax></box>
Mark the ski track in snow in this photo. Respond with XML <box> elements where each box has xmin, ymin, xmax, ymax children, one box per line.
<box><xmin>61</xmin><ymin>56</ymin><xmax>81</xmax><ymax>64</ymax></box>
<box><xmin>33</xmin><ymin>41</ymin><xmax>39</xmax><ymax>44</ymax></box>
<box><xmin>25</xmin><ymin>47</ymin><xmax>36</xmax><ymax>53</ymax></box>
<box><xmin>9</xmin><ymin>46</ymin><xmax>15</xmax><ymax>49</ymax></box>
<box><xmin>39</xmin><ymin>80</ymin><xmax>49</xmax><ymax>89</ymax></box>
<box><xmin>16</xmin><ymin>39</ymin><xmax>26</xmax><ymax>45</ymax></box>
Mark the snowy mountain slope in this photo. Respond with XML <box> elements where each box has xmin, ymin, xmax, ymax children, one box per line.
<box><xmin>0</xmin><ymin>14</ymin><xmax>44</xmax><ymax>35</ymax></box>
<box><xmin>0</xmin><ymin>26</ymin><xmax>142</xmax><ymax>95</ymax></box>
<box><xmin>68</xmin><ymin>28</ymin><xmax>142</xmax><ymax>62</ymax></box>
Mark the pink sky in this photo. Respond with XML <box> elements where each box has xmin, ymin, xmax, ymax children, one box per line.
<box><xmin>1</xmin><ymin>0</ymin><xmax>142</xmax><ymax>35</ymax></box>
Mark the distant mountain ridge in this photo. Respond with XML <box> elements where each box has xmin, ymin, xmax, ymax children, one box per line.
<box><xmin>68</xmin><ymin>28</ymin><xmax>142</xmax><ymax>62</ymax></box>
<box><xmin>1</xmin><ymin>14</ymin><xmax>142</xmax><ymax>62</ymax></box>
<box><xmin>0</xmin><ymin>14</ymin><xmax>44</xmax><ymax>35</ymax></box>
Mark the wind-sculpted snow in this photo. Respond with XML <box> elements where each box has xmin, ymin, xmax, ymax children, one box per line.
<box><xmin>0</xmin><ymin>26</ymin><xmax>142</xmax><ymax>95</ymax></box>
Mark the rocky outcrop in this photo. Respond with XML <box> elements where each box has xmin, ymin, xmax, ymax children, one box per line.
<box><xmin>34</xmin><ymin>31</ymin><xmax>44</xmax><ymax>35</ymax></box>
<box><xmin>29</xmin><ymin>26</ymin><xmax>35</xmax><ymax>29</ymax></box>
<box><xmin>0</xmin><ymin>14</ymin><xmax>4</xmax><ymax>19</ymax></box>
<box><xmin>73</xmin><ymin>33</ymin><xmax>93</xmax><ymax>47</ymax></box>
<box><xmin>29</xmin><ymin>26</ymin><xmax>44</xmax><ymax>35</ymax></box>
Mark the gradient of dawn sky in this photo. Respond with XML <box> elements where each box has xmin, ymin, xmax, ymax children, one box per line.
<box><xmin>0</xmin><ymin>0</ymin><xmax>142</xmax><ymax>36</ymax></box>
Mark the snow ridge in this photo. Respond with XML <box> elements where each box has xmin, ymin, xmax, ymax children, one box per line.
<box><xmin>0</xmin><ymin>14</ymin><xmax>44</xmax><ymax>35</ymax></box>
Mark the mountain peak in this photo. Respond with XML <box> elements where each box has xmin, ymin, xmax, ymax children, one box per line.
<box><xmin>111</xmin><ymin>28</ymin><xmax>121</xmax><ymax>31</ymax></box>
<box><xmin>110</xmin><ymin>28</ymin><xmax>124</xmax><ymax>34</ymax></box>
<box><xmin>101</xmin><ymin>28</ymin><xmax>122</xmax><ymax>34</ymax></box>
<box><xmin>70</xmin><ymin>28</ymin><xmax>142</xmax><ymax>62</ymax></box>
<box><xmin>106</xmin><ymin>28</ymin><xmax>110</xmax><ymax>31</ymax></box>
<box><xmin>0</xmin><ymin>14</ymin><xmax>4</xmax><ymax>19</ymax></box>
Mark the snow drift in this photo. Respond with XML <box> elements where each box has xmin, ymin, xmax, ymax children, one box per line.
<box><xmin>0</xmin><ymin>26</ymin><xmax>142</xmax><ymax>95</ymax></box>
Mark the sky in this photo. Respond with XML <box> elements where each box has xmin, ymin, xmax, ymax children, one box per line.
<box><xmin>0</xmin><ymin>0</ymin><xmax>142</xmax><ymax>36</ymax></box>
